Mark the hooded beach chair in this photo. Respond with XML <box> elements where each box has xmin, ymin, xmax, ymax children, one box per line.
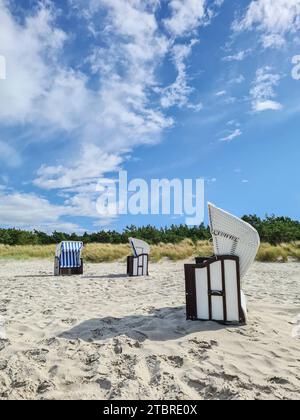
<box><xmin>127</xmin><ymin>238</ymin><xmax>150</xmax><ymax>277</ymax></box>
<box><xmin>185</xmin><ymin>203</ymin><xmax>260</xmax><ymax>324</ymax></box>
<box><xmin>54</xmin><ymin>241</ymin><xmax>84</xmax><ymax>276</ymax></box>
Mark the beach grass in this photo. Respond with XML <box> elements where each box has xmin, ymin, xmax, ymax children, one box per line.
<box><xmin>0</xmin><ymin>241</ymin><xmax>299</xmax><ymax>263</ymax></box>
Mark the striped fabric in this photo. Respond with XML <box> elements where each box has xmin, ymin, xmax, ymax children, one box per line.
<box><xmin>58</xmin><ymin>242</ymin><xmax>83</xmax><ymax>268</ymax></box>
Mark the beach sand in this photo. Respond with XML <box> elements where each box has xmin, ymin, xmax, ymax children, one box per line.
<box><xmin>0</xmin><ymin>259</ymin><xmax>299</xmax><ymax>400</ymax></box>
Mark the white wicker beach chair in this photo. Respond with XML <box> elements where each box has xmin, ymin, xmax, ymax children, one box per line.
<box><xmin>208</xmin><ymin>203</ymin><xmax>260</xmax><ymax>280</ymax></box>
<box><xmin>54</xmin><ymin>241</ymin><xmax>84</xmax><ymax>276</ymax></box>
<box><xmin>185</xmin><ymin>203</ymin><xmax>260</xmax><ymax>324</ymax></box>
<box><xmin>127</xmin><ymin>238</ymin><xmax>150</xmax><ymax>277</ymax></box>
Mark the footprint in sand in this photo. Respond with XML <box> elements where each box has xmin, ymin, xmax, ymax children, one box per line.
<box><xmin>161</xmin><ymin>355</ymin><xmax>184</xmax><ymax>368</ymax></box>
<box><xmin>0</xmin><ymin>359</ymin><xmax>8</xmax><ymax>370</ymax></box>
<box><xmin>96</xmin><ymin>378</ymin><xmax>112</xmax><ymax>391</ymax></box>
<box><xmin>268</xmin><ymin>377</ymin><xmax>290</xmax><ymax>386</ymax></box>
<box><xmin>37</xmin><ymin>380</ymin><xmax>55</xmax><ymax>394</ymax></box>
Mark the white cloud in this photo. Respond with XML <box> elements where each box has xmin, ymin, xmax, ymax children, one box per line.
<box><xmin>220</xmin><ymin>128</ymin><xmax>242</xmax><ymax>142</ymax></box>
<box><xmin>229</xmin><ymin>75</ymin><xmax>245</xmax><ymax>85</ymax></box>
<box><xmin>250</xmin><ymin>67</ymin><xmax>283</xmax><ymax>112</ymax></box>
<box><xmin>215</xmin><ymin>91</ymin><xmax>236</xmax><ymax>104</ymax></box>
<box><xmin>34</xmin><ymin>144</ymin><xmax>122</xmax><ymax>190</ymax></box>
<box><xmin>215</xmin><ymin>90</ymin><xmax>227</xmax><ymax>96</ymax></box>
<box><xmin>0</xmin><ymin>0</ymin><xmax>172</xmax><ymax>151</ymax></box>
<box><xmin>33</xmin><ymin>143</ymin><xmax>124</xmax><ymax>223</ymax></box>
<box><xmin>223</xmin><ymin>49</ymin><xmax>251</xmax><ymax>61</ymax></box>
<box><xmin>234</xmin><ymin>0</ymin><xmax>300</xmax><ymax>48</ymax></box>
<box><xmin>187</xmin><ymin>102</ymin><xmax>204</xmax><ymax>112</ymax></box>
<box><xmin>164</xmin><ymin>0</ymin><xmax>207</xmax><ymax>37</ymax></box>
<box><xmin>0</xmin><ymin>0</ymin><xmax>69</xmax><ymax>125</ymax></box>
<box><xmin>227</xmin><ymin>120</ymin><xmax>240</xmax><ymax>127</ymax></box>
<box><xmin>0</xmin><ymin>185</ymin><xmax>112</xmax><ymax>232</ymax></box>
<box><xmin>262</xmin><ymin>33</ymin><xmax>286</xmax><ymax>48</ymax></box>
<box><xmin>163</xmin><ymin>0</ymin><xmax>224</xmax><ymax>37</ymax></box>
<box><xmin>0</xmin><ymin>0</ymin><xmax>222</xmax><ymax>229</ymax></box>
<box><xmin>0</xmin><ymin>0</ymin><xmax>171</xmax><ymax>228</ymax></box>
<box><xmin>0</xmin><ymin>0</ymin><xmax>219</xmax><ymax>156</ymax></box>
<box><xmin>207</xmin><ymin>177</ymin><xmax>217</xmax><ymax>184</ymax></box>
<box><xmin>159</xmin><ymin>40</ymin><xmax>201</xmax><ymax>109</ymax></box>
<box><xmin>254</xmin><ymin>100</ymin><xmax>283</xmax><ymax>111</ymax></box>
<box><xmin>0</xmin><ymin>190</ymin><xmax>74</xmax><ymax>231</ymax></box>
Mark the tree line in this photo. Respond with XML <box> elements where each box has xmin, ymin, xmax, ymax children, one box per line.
<box><xmin>0</xmin><ymin>215</ymin><xmax>299</xmax><ymax>246</ymax></box>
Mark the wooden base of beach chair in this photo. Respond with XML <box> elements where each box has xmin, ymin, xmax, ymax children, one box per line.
<box><xmin>54</xmin><ymin>257</ymin><xmax>83</xmax><ymax>276</ymax></box>
<box><xmin>127</xmin><ymin>255</ymin><xmax>149</xmax><ymax>277</ymax></box>
<box><xmin>185</xmin><ymin>255</ymin><xmax>246</xmax><ymax>325</ymax></box>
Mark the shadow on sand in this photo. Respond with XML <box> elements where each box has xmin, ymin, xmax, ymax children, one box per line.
<box><xmin>59</xmin><ymin>306</ymin><xmax>228</xmax><ymax>343</ymax></box>
<box><xmin>15</xmin><ymin>274</ymin><xmax>130</xmax><ymax>280</ymax></box>
<box><xmin>14</xmin><ymin>275</ymin><xmax>54</xmax><ymax>278</ymax></box>
<box><xmin>82</xmin><ymin>274</ymin><xmax>129</xmax><ymax>280</ymax></box>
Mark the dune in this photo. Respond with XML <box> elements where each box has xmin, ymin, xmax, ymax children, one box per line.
<box><xmin>0</xmin><ymin>259</ymin><xmax>299</xmax><ymax>400</ymax></box>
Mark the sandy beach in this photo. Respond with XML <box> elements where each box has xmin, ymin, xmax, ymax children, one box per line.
<box><xmin>0</xmin><ymin>259</ymin><xmax>299</xmax><ymax>400</ymax></box>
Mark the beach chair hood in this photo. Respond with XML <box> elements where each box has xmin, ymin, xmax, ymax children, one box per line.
<box><xmin>129</xmin><ymin>238</ymin><xmax>150</xmax><ymax>257</ymax></box>
<box><xmin>208</xmin><ymin>203</ymin><xmax>260</xmax><ymax>279</ymax></box>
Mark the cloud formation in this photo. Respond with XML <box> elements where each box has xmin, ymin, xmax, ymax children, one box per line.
<box><xmin>220</xmin><ymin>128</ymin><xmax>242</xmax><ymax>142</ymax></box>
<box><xmin>234</xmin><ymin>0</ymin><xmax>300</xmax><ymax>48</ymax></box>
<box><xmin>164</xmin><ymin>0</ymin><xmax>207</xmax><ymax>37</ymax></box>
<box><xmin>0</xmin><ymin>0</ymin><xmax>291</xmax><ymax>232</ymax></box>
<box><xmin>0</xmin><ymin>0</ymin><xmax>222</xmax><ymax>230</ymax></box>
<box><xmin>250</xmin><ymin>67</ymin><xmax>283</xmax><ymax>112</ymax></box>
<box><xmin>0</xmin><ymin>189</ymin><xmax>78</xmax><ymax>232</ymax></box>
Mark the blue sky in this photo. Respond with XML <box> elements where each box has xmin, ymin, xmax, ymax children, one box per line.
<box><xmin>0</xmin><ymin>0</ymin><xmax>299</xmax><ymax>232</ymax></box>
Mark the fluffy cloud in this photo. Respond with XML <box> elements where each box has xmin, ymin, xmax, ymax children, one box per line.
<box><xmin>32</xmin><ymin>0</ymin><xmax>217</xmax><ymax>225</ymax></box>
<box><xmin>0</xmin><ymin>0</ymin><xmax>222</xmax><ymax>229</ymax></box>
<box><xmin>159</xmin><ymin>40</ymin><xmax>203</xmax><ymax>109</ymax></box>
<box><xmin>254</xmin><ymin>100</ymin><xmax>283</xmax><ymax>111</ymax></box>
<box><xmin>33</xmin><ymin>143</ymin><xmax>124</xmax><ymax>225</ymax></box>
<box><xmin>250</xmin><ymin>67</ymin><xmax>283</xmax><ymax>112</ymax></box>
<box><xmin>34</xmin><ymin>144</ymin><xmax>123</xmax><ymax>190</ymax></box>
<box><xmin>164</xmin><ymin>0</ymin><xmax>207</xmax><ymax>37</ymax></box>
<box><xmin>0</xmin><ymin>189</ymin><xmax>80</xmax><ymax>232</ymax></box>
<box><xmin>0</xmin><ymin>0</ymin><xmax>69</xmax><ymax>125</ymax></box>
<box><xmin>31</xmin><ymin>0</ymin><xmax>173</xmax><ymax>225</ymax></box>
<box><xmin>0</xmin><ymin>184</ymin><xmax>113</xmax><ymax>232</ymax></box>
<box><xmin>234</xmin><ymin>0</ymin><xmax>300</xmax><ymax>48</ymax></box>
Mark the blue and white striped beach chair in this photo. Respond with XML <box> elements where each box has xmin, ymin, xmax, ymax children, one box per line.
<box><xmin>54</xmin><ymin>241</ymin><xmax>84</xmax><ymax>276</ymax></box>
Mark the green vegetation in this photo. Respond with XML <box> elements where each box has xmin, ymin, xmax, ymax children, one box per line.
<box><xmin>242</xmin><ymin>216</ymin><xmax>300</xmax><ymax>246</ymax></box>
<box><xmin>1</xmin><ymin>215</ymin><xmax>300</xmax><ymax>246</ymax></box>
<box><xmin>0</xmin><ymin>215</ymin><xmax>299</xmax><ymax>262</ymax></box>
<box><xmin>0</xmin><ymin>224</ymin><xmax>211</xmax><ymax>246</ymax></box>
<box><xmin>0</xmin><ymin>241</ymin><xmax>299</xmax><ymax>263</ymax></box>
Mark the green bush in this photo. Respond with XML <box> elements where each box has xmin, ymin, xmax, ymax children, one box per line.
<box><xmin>0</xmin><ymin>215</ymin><xmax>300</xmax><ymax>247</ymax></box>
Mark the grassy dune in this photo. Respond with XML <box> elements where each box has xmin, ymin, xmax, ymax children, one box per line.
<box><xmin>0</xmin><ymin>240</ymin><xmax>300</xmax><ymax>263</ymax></box>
